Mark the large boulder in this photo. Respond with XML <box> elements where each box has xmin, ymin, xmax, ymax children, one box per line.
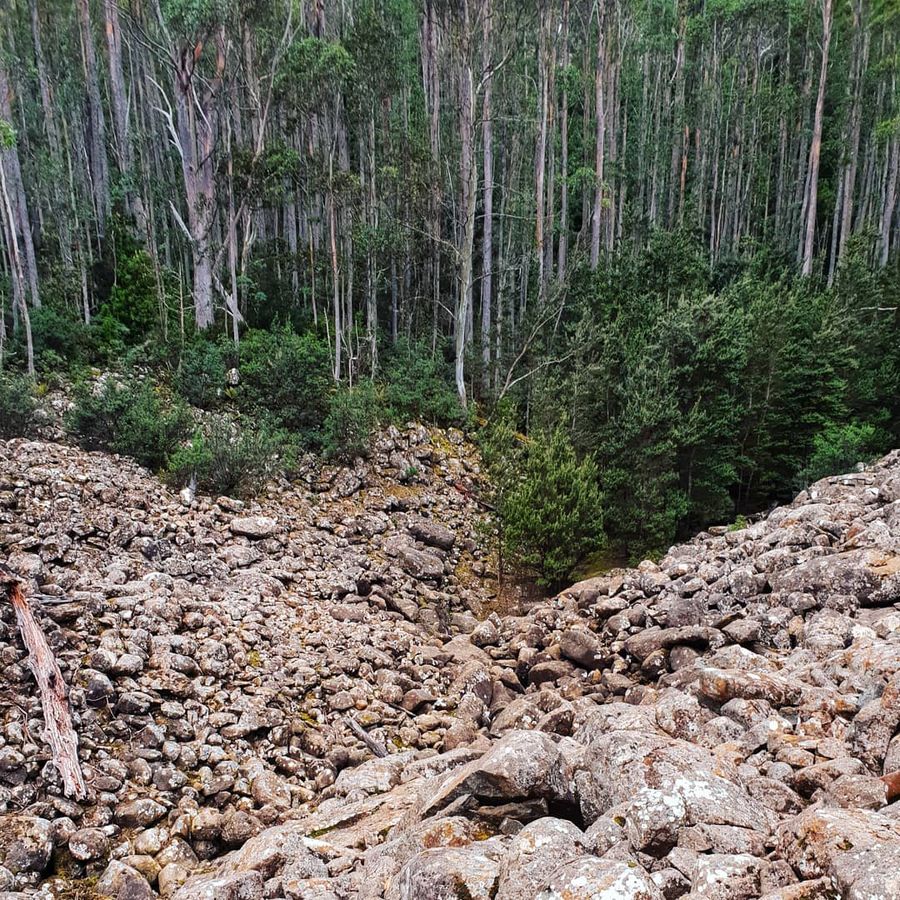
<box><xmin>573</xmin><ymin>723</ymin><xmax>770</xmax><ymax>833</ymax></box>
<box><xmin>777</xmin><ymin>806</ymin><xmax>900</xmax><ymax>898</ymax></box>
<box><xmin>537</xmin><ymin>857</ymin><xmax>664</xmax><ymax>900</ymax></box>
<box><xmin>496</xmin><ymin>818</ymin><xmax>585</xmax><ymax>900</ymax></box>
<box><xmin>420</xmin><ymin>731</ymin><xmax>576</xmax><ymax>817</ymax></box>
<box><xmin>388</xmin><ymin>846</ymin><xmax>501</xmax><ymax>900</ymax></box>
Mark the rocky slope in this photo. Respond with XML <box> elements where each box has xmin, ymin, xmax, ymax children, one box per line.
<box><xmin>1</xmin><ymin>435</ymin><xmax>900</xmax><ymax>899</ymax></box>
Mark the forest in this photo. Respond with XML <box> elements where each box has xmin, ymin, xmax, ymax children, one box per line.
<box><xmin>0</xmin><ymin>0</ymin><xmax>899</xmax><ymax>580</ymax></box>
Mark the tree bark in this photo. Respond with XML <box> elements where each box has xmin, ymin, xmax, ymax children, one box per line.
<box><xmin>0</xmin><ymin>60</ymin><xmax>39</xmax><ymax>311</ymax></box>
<box><xmin>455</xmin><ymin>0</ymin><xmax>477</xmax><ymax>407</ymax></box>
<box><xmin>104</xmin><ymin>0</ymin><xmax>149</xmax><ymax>239</ymax></box>
<box><xmin>77</xmin><ymin>0</ymin><xmax>110</xmax><ymax>238</ymax></box>
<box><xmin>591</xmin><ymin>1</ymin><xmax>607</xmax><ymax>270</ymax></box>
<box><xmin>801</xmin><ymin>0</ymin><xmax>832</xmax><ymax>276</ymax></box>
<box><xmin>480</xmin><ymin>0</ymin><xmax>494</xmax><ymax>393</ymax></box>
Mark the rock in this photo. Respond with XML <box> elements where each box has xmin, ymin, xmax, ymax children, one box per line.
<box><xmin>778</xmin><ymin>806</ymin><xmax>900</xmax><ymax>898</ymax></box>
<box><xmin>68</xmin><ymin>827</ymin><xmax>110</xmax><ymax>861</ymax></box>
<box><xmin>171</xmin><ymin>871</ymin><xmax>263</xmax><ymax>900</ymax></box>
<box><xmin>408</xmin><ymin>518</ymin><xmax>456</xmax><ymax>550</ymax></box>
<box><xmin>625</xmin><ymin>626</ymin><xmax>720</xmax><ymax>662</ymax></box>
<box><xmin>9</xmin><ymin>436</ymin><xmax>900</xmax><ymax>900</ymax></box>
<box><xmin>115</xmin><ymin>799</ymin><xmax>167</xmax><ymax>828</ymax></box>
<box><xmin>698</xmin><ymin>667</ymin><xmax>801</xmax><ymax>706</ymax></box>
<box><xmin>690</xmin><ymin>853</ymin><xmax>765</xmax><ymax>899</ymax></box>
<box><xmin>559</xmin><ymin>627</ymin><xmax>609</xmax><ymax>670</ymax></box>
<box><xmin>399</xmin><ymin>546</ymin><xmax>444</xmax><ymax>580</ymax></box>
<box><xmin>389</xmin><ymin>846</ymin><xmax>500</xmax><ymax>900</ymax></box>
<box><xmin>574</xmin><ymin>726</ymin><xmax>769</xmax><ymax>833</ymax></box>
<box><xmin>96</xmin><ymin>860</ymin><xmax>156</xmax><ymax>900</ymax></box>
<box><xmin>421</xmin><ymin>731</ymin><xmax>570</xmax><ymax>817</ymax></box>
<box><xmin>250</xmin><ymin>771</ymin><xmax>291</xmax><ymax>809</ymax></box>
<box><xmin>537</xmin><ymin>857</ymin><xmax>664</xmax><ymax>899</ymax></box>
<box><xmin>623</xmin><ymin>788</ymin><xmax>686</xmax><ymax>854</ymax></box>
<box><xmin>496</xmin><ymin>818</ymin><xmax>584</xmax><ymax>900</ymax></box>
<box><xmin>230</xmin><ymin>516</ymin><xmax>278</xmax><ymax>538</ymax></box>
<box><xmin>0</xmin><ymin>817</ymin><xmax>53</xmax><ymax>876</ymax></box>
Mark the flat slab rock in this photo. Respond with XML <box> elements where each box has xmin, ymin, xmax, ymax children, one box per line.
<box><xmin>229</xmin><ymin>515</ymin><xmax>279</xmax><ymax>538</ymax></box>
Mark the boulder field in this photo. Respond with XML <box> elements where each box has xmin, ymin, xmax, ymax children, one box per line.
<box><xmin>0</xmin><ymin>431</ymin><xmax>899</xmax><ymax>898</ymax></box>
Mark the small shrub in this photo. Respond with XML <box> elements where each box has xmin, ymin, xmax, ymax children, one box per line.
<box><xmin>67</xmin><ymin>376</ymin><xmax>190</xmax><ymax>470</ymax></box>
<box><xmin>238</xmin><ymin>326</ymin><xmax>333</xmax><ymax>442</ymax></box>
<box><xmin>0</xmin><ymin>373</ymin><xmax>36</xmax><ymax>438</ymax></box>
<box><xmin>174</xmin><ymin>338</ymin><xmax>228</xmax><ymax>408</ymax></box>
<box><xmin>166</xmin><ymin>416</ymin><xmax>295</xmax><ymax>497</ymax></box>
<box><xmin>382</xmin><ymin>339</ymin><xmax>463</xmax><ymax>426</ymax></box>
<box><xmin>493</xmin><ymin>425</ymin><xmax>604</xmax><ymax>586</ymax></box>
<box><xmin>322</xmin><ymin>383</ymin><xmax>379</xmax><ymax>460</ymax></box>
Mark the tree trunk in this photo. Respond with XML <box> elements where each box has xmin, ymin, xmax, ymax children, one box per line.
<box><xmin>881</xmin><ymin>135</ymin><xmax>899</xmax><ymax>267</ymax></box>
<box><xmin>455</xmin><ymin>0</ymin><xmax>477</xmax><ymax>407</ymax></box>
<box><xmin>590</xmin><ymin>1</ymin><xmax>607</xmax><ymax>270</ymax></box>
<box><xmin>76</xmin><ymin>0</ymin><xmax>110</xmax><ymax>238</ymax></box>
<box><xmin>480</xmin><ymin>0</ymin><xmax>494</xmax><ymax>393</ymax></box>
<box><xmin>557</xmin><ymin>0</ymin><xmax>570</xmax><ymax>277</ymax></box>
<box><xmin>0</xmin><ymin>61</ymin><xmax>39</xmax><ymax>310</ymax></box>
<box><xmin>104</xmin><ymin>0</ymin><xmax>148</xmax><ymax>239</ymax></box>
<box><xmin>801</xmin><ymin>0</ymin><xmax>832</xmax><ymax>276</ymax></box>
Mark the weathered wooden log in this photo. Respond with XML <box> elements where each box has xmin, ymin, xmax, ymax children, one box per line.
<box><xmin>0</xmin><ymin>566</ymin><xmax>86</xmax><ymax>800</ymax></box>
<box><xmin>346</xmin><ymin>715</ymin><xmax>388</xmax><ymax>758</ymax></box>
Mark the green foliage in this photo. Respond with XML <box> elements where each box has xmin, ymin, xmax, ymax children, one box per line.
<box><xmin>166</xmin><ymin>416</ymin><xmax>294</xmax><ymax>498</ymax></box>
<box><xmin>102</xmin><ymin>246</ymin><xmax>159</xmax><ymax>345</ymax></box>
<box><xmin>29</xmin><ymin>306</ymin><xmax>93</xmax><ymax>371</ymax></box>
<box><xmin>237</xmin><ymin>326</ymin><xmax>333</xmax><ymax>443</ymax></box>
<box><xmin>528</xmin><ymin>233</ymin><xmax>900</xmax><ymax>561</ymax></box>
<box><xmin>382</xmin><ymin>340</ymin><xmax>463</xmax><ymax>426</ymax></box>
<box><xmin>173</xmin><ymin>337</ymin><xmax>228</xmax><ymax>408</ymax></box>
<box><xmin>87</xmin><ymin>311</ymin><xmax>130</xmax><ymax>362</ymax></box>
<box><xmin>0</xmin><ymin>119</ymin><xmax>15</xmax><ymax>148</ymax></box>
<box><xmin>0</xmin><ymin>373</ymin><xmax>36</xmax><ymax>438</ymax></box>
<box><xmin>485</xmin><ymin>420</ymin><xmax>604</xmax><ymax>586</ymax></box>
<box><xmin>322</xmin><ymin>383</ymin><xmax>379</xmax><ymax>460</ymax></box>
<box><xmin>798</xmin><ymin>422</ymin><xmax>878</xmax><ymax>487</ymax></box>
<box><xmin>276</xmin><ymin>36</ymin><xmax>355</xmax><ymax>118</ymax></box>
<box><xmin>67</xmin><ymin>377</ymin><xmax>191</xmax><ymax>471</ymax></box>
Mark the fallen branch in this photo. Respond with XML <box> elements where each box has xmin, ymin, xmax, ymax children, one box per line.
<box><xmin>345</xmin><ymin>715</ymin><xmax>388</xmax><ymax>758</ymax></box>
<box><xmin>0</xmin><ymin>566</ymin><xmax>86</xmax><ymax>800</ymax></box>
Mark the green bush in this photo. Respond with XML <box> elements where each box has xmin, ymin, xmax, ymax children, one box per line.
<box><xmin>67</xmin><ymin>376</ymin><xmax>191</xmax><ymax>470</ymax></box>
<box><xmin>238</xmin><ymin>326</ymin><xmax>332</xmax><ymax>442</ymax></box>
<box><xmin>491</xmin><ymin>424</ymin><xmax>604</xmax><ymax>586</ymax></box>
<box><xmin>382</xmin><ymin>339</ymin><xmax>463</xmax><ymax>426</ymax></box>
<box><xmin>322</xmin><ymin>383</ymin><xmax>380</xmax><ymax>460</ymax></box>
<box><xmin>166</xmin><ymin>416</ymin><xmax>296</xmax><ymax>497</ymax></box>
<box><xmin>87</xmin><ymin>309</ymin><xmax>129</xmax><ymax>362</ymax></box>
<box><xmin>174</xmin><ymin>338</ymin><xmax>228</xmax><ymax>408</ymax></box>
<box><xmin>798</xmin><ymin>421</ymin><xmax>880</xmax><ymax>487</ymax></box>
<box><xmin>0</xmin><ymin>373</ymin><xmax>36</xmax><ymax>438</ymax></box>
<box><xmin>102</xmin><ymin>246</ymin><xmax>159</xmax><ymax>343</ymax></box>
<box><xmin>30</xmin><ymin>306</ymin><xmax>93</xmax><ymax>368</ymax></box>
